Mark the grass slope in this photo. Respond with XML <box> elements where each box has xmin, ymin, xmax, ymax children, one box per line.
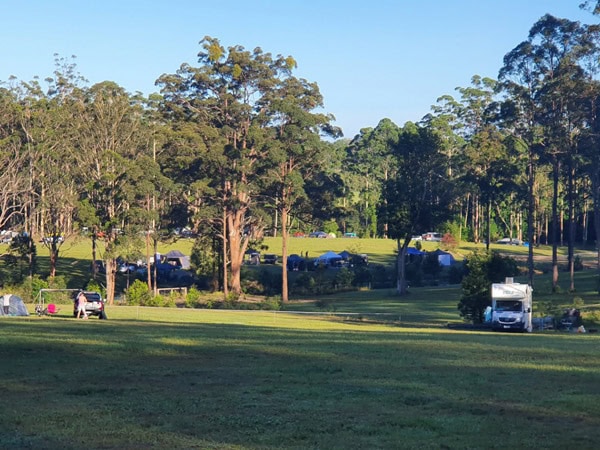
<box><xmin>2</xmin><ymin>307</ymin><xmax>600</xmax><ymax>449</ymax></box>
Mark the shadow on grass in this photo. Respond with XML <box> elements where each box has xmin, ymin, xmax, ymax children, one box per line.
<box><xmin>1</xmin><ymin>317</ymin><xmax>600</xmax><ymax>449</ymax></box>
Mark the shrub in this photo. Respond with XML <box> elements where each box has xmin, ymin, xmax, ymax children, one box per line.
<box><xmin>535</xmin><ymin>301</ymin><xmax>562</xmax><ymax>319</ymax></box>
<box><xmin>322</xmin><ymin>219</ymin><xmax>340</xmax><ymax>236</ymax></box>
<box><xmin>486</xmin><ymin>251</ymin><xmax>520</xmax><ymax>282</ymax></box>
<box><xmin>164</xmin><ymin>292</ymin><xmax>178</xmax><ymax>307</ymax></box>
<box><xmin>224</xmin><ymin>292</ymin><xmax>239</xmax><ymax>308</ymax></box>
<box><xmin>458</xmin><ymin>252</ymin><xmax>491</xmax><ymax>324</ymax></box>
<box><xmin>315</xmin><ymin>298</ymin><xmax>335</xmax><ymax>311</ymax></box>
<box><xmin>127</xmin><ymin>279</ymin><xmax>152</xmax><ymax>306</ymax></box>
<box><xmin>422</xmin><ymin>253</ymin><xmax>442</xmax><ymax>279</ymax></box>
<box><xmin>404</xmin><ymin>261</ymin><xmax>423</xmax><ymax>287</ymax></box>
<box><xmin>458</xmin><ymin>251</ymin><xmax>519</xmax><ymax>324</ymax></box>
<box><xmin>441</xmin><ymin>232</ymin><xmax>458</xmax><ymax>250</ymax></box>
<box><xmin>185</xmin><ymin>287</ymin><xmax>203</xmax><ymax>308</ymax></box>
<box><xmin>190</xmin><ymin>235</ymin><xmax>218</xmax><ymax>287</ymax></box>
<box><xmin>145</xmin><ymin>294</ymin><xmax>164</xmax><ymax>307</ymax></box>
<box><xmin>240</xmin><ymin>266</ymin><xmax>282</xmax><ymax>296</ymax></box>
<box><xmin>352</xmin><ymin>266</ymin><xmax>373</xmax><ymax>287</ymax></box>
<box><xmin>261</xmin><ymin>296</ymin><xmax>282</xmax><ymax>310</ymax></box>
<box><xmin>46</xmin><ymin>275</ymin><xmax>67</xmax><ymax>290</ymax></box>
<box><xmin>371</xmin><ymin>264</ymin><xmax>393</xmax><ymax>289</ymax></box>
<box><xmin>30</xmin><ymin>275</ymin><xmax>50</xmax><ymax>302</ymax></box>
<box><xmin>582</xmin><ymin>310</ymin><xmax>600</xmax><ymax>326</ymax></box>
<box><xmin>334</xmin><ymin>268</ymin><xmax>354</xmax><ymax>289</ymax></box>
<box><xmin>86</xmin><ymin>280</ymin><xmax>106</xmax><ymax>298</ymax></box>
<box><xmin>447</xmin><ymin>264</ymin><xmax>465</xmax><ymax>285</ymax></box>
<box><xmin>242</xmin><ymin>278</ymin><xmax>264</xmax><ymax>295</ymax></box>
<box><xmin>293</xmin><ymin>273</ymin><xmax>316</xmax><ymax>294</ymax></box>
<box><xmin>1</xmin><ymin>234</ymin><xmax>37</xmax><ymax>285</ymax></box>
<box><xmin>258</xmin><ymin>268</ymin><xmax>282</xmax><ymax>295</ymax></box>
<box><xmin>572</xmin><ymin>297</ymin><xmax>585</xmax><ymax>308</ymax></box>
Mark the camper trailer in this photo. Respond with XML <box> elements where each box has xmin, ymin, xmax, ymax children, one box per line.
<box><xmin>491</xmin><ymin>278</ymin><xmax>533</xmax><ymax>332</ymax></box>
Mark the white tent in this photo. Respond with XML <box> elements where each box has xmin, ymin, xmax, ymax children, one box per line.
<box><xmin>314</xmin><ymin>251</ymin><xmax>343</xmax><ymax>267</ymax></box>
<box><xmin>0</xmin><ymin>294</ymin><xmax>30</xmax><ymax>316</ymax></box>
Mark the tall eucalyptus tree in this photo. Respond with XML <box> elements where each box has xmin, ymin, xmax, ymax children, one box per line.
<box><xmin>14</xmin><ymin>56</ymin><xmax>88</xmax><ymax>278</ymax></box>
<box><xmin>345</xmin><ymin>118</ymin><xmax>400</xmax><ymax>237</ymax></box>
<box><xmin>579</xmin><ymin>83</ymin><xmax>600</xmax><ymax>292</ymax></box>
<box><xmin>0</xmin><ymin>88</ymin><xmax>29</xmax><ymax>235</ymax></box>
<box><xmin>381</xmin><ymin>122</ymin><xmax>454</xmax><ymax>295</ymax></box>
<box><xmin>500</xmin><ymin>15</ymin><xmax>600</xmax><ymax>290</ymax></box>
<box><xmin>261</xmin><ymin>73</ymin><xmax>340</xmax><ymax>302</ymax></box>
<box><xmin>158</xmin><ymin>36</ymin><xmax>320</xmax><ymax>296</ymax></box>
<box><xmin>75</xmin><ymin>81</ymin><xmax>149</xmax><ymax>304</ymax></box>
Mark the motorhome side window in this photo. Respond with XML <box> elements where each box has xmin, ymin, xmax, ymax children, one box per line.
<box><xmin>495</xmin><ymin>301</ymin><xmax>523</xmax><ymax>312</ymax></box>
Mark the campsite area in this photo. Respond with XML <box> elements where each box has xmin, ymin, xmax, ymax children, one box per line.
<box><xmin>2</xmin><ymin>238</ymin><xmax>600</xmax><ymax>448</ymax></box>
<box><xmin>2</xmin><ymin>286</ymin><xmax>600</xmax><ymax>449</ymax></box>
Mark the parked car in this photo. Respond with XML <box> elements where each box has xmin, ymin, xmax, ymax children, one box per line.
<box><xmin>72</xmin><ymin>291</ymin><xmax>107</xmax><ymax>319</ymax></box>
<box><xmin>0</xmin><ymin>230</ymin><xmax>19</xmax><ymax>244</ymax></box>
<box><xmin>422</xmin><ymin>232</ymin><xmax>442</xmax><ymax>242</ymax></box>
<box><xmin>118</xmin><ymin>262</ymin><xmax>137</xmax><ymax>273</ymax></box>
<box><xmin>496</xmin><ymin>237</ymin><xmax>523</xmax><ymax>245</ymax></box>
<box><xmin>263</xmin><ymin>254</ymin><xmax>278</xmax><ymax>264</ymax></box>
<box><xmin>41</xmin><ymin>235</ymin><xmax>64</xmax><ymax>244</ymax></box>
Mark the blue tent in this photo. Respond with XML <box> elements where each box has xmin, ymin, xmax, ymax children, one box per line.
<box><xmin>287</xmin><ymin>254</ymin><xmax>305</xmax><ymax>271</ymax></box>
<box><xmin>431</xmin><ymin>249</ymin><xmax>455</xmax><ymax>266</ymax></box>
<box><xmin>338</xmin><ymin>250</ymin><xmax>352</xmax><ymax>260</ymax></box>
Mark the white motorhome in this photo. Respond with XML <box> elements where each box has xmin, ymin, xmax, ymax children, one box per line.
<box><xmin>491</xmin><ymin>278</ymin><xmax>533</xmax><ymax>332</ymax></box>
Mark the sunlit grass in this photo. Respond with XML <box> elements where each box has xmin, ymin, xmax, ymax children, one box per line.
<box><xmin>2</xmin><ymin>307</ymin><xmax>600</xmax><ymax>449</ymax></box>
<box><xmin>3</xmin><ymin>235</ymin><xmax>600</xmax><ymax>447</ymax></box>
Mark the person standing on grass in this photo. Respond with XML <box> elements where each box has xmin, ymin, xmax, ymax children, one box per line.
<box><xmin>3</xmin><ymin>294</ymin><xmax>9</xmax><ymax>315</ymax></box>
<box><xmin>76</xmin><ymin>291</ymin><xmax>88</xmax><ymax>319</ymax></box>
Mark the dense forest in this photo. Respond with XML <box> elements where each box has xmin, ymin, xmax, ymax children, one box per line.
<box><xmin>3</xmin><ymin>7</ymin><xmax>600</xmax><ymax>302</ymax></box>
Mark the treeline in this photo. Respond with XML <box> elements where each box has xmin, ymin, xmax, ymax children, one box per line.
<box><xmin>2</xmin><ymin>12</ymin><xmax>600</xmax><ymax>300</ymax></box>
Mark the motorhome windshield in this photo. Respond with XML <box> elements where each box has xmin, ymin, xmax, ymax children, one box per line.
<box><xmin>495</xmin><ymin>300</ymin><xmax>523</xmax><ymax>312</ymax></box>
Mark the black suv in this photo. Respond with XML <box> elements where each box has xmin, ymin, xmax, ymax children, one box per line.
<box><xmin>263</xmin><ymin>254</ymin><xmax>277</xmax><ymax>264</ymax></box>
<box><xmin>73</xmin><ymin>291</ymin><xmax>107</xmax><ymax>319</ymax></box>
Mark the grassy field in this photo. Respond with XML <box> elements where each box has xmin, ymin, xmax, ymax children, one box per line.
<box><xmin>2</xmin><ymin>306</ymin><xmax>600</xmax><ymax>449</ymax></box>
<box><xmin>3</xmin><ymin>235</ymin><xmax>600</xmax><ymax>316</ymax></box>
<box><xmin>3</xmin><ymin>236</ymin><xmax>600</xmax><ymax>447</ymax></box>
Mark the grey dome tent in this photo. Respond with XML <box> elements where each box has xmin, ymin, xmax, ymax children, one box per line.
<box><xmin>0</xmin><ymin>294</ymin><xmax>30</xmax><ymax>316</ymax></box>
<box><xmin>164</xmin><ymin>250</ymin><xmax>191</xmax><ymax>270</ymax></box>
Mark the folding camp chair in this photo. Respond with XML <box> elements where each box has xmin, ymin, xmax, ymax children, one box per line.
<box><xmin>35</xmin><ymin>303</ymin><xmax>59</xmax><ymax>316</ymax></box>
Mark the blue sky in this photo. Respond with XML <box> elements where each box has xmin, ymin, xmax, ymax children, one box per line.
<box><xmin>1</xmin><ymin>1</ymin><xmax>594</xmax><ymax>139</ymax></box>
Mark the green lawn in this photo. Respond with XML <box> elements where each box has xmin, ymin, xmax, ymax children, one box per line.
<box><xmin>3</xmin><ymin>236</ymin><xmax>600</xmax><ymax>447</ymax></box>
<box><xmin>2</xmin><ymin>305</ymin><xmax>600</xmax><ymax>449</ymax></box>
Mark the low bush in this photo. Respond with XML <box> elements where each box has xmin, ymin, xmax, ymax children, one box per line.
<box><xmin>126</xmin><ymin>280</ymin><xmax>152</xmax><ymax>306</ymax></box>
<box><xmin>447</xmin><ymin>264</ymin><xmax>465</xmax><ymax>285</ymax></box>
<box><xmin>185</xmin><ymin>286</ymin><xmax>203</xmax><ymax>308</ymax></box>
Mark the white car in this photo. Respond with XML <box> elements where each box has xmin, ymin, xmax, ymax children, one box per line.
<box><xmin>496</xmin><ymin>237</ymin><xmax>523</xmax><ymax>245</ymax></box>
<box><xmin>422</xmin><ymin>232</ymin><xmax>442</xmax><ymax>242</ymax></box>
